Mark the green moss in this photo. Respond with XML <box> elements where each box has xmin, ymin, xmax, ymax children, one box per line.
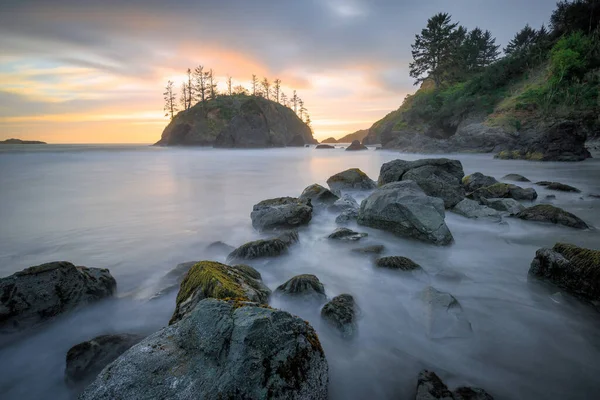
<box><xmin>525</xmin><ymin>152</ymin><xmax>544</xmax><ymax>161</ymax></box>
<box><xmin>461</xmin><ymin>174</ymin><xmax>472</xmax><ymax>185</ymax></box>
<box><xmin>176</xmin><ymin>261</ymin><xmax>248</xmax><ymax>306</ymax></box>
<box><xmin>328</xmin><ymin>168</ymin><xmax>367</xmax><ymax>182</ymax></box>
<box><xmin>554</xmin><ymin>243</ymin><xmax>600</xmax><ymax>273</ymax></box>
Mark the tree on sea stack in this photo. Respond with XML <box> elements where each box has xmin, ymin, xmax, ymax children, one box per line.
<box><xmin>185</xmin><ymin>68</ymin><xmax>193</xmax><ymax>109</ymax></box>
<box><xmin>163</xmin><ymin>80</ymin><xmax>177</xmax><ymax>120</ymax></box>
<box><xmin>193</xmin><ymin>65</ymin><xmax>208</xmax><ymax>103</ymax></box>
<box><xmin>273</xmin><ymin>78</ymin><xmax>281</xmax><ymax>103</ymax></box>
<box><xmin>261</xmin><ymin>77</ymin><xmax>271</xmax><ymax>100</ymax></box>
<box><xmin>226</xmin><ymin>75</ymin><xmax>232</xmax><ymax>95</ymax></box>
<box><xmin>179</xmin><ymin>83</ymin><xmax>188</xmax><ymax>111</ymax></box>
<box><xmin>251</xmin><ymin>74</ymin><xmax>258</xmax><ymax>96</ymax></box>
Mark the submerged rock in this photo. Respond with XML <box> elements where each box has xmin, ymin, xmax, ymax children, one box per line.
<box><xmin>375</xmin><ymin>256</ymin><xmax>421</xmax><ymax>271</ymax></box>
<box><xmin>536</xmin><ymin>181</ymin><xmax>581</xmax><ymax>193</ymax></box>
<box><xmin>227</xmin><ymin>231</ymin><xmax>299</xmax><ymax>261</ymax></box>
<box><xmin>502</xmin><ymin>173</ymin><xmax>530</xmax><ymax>182</ymax></box>
<box><xmin>345</xmin><ymin>140</ymin><xmax>368</xmax><ymax>151</ymax></box>
<box><xmin>170</xmin><ymin>261</ymin><xmax>270</xmax><ymax>324</ymax></box>
<box><xmin>299</xmin><ymin>184</ymin><xmax>339</xmax><ymax>206</ymax></box>
<box><xmin>472</xmin><ymin>183</ymin><xmax>537</xmax><ymax>202</ymax></box>
<box><xmin>328</xmin><ymin>194</ymin><xmax>360</xmax><ymax>212</ymax></box>
<box><xmin>416</xmin><ymin>370</ymin><xmax>494</xmax><ymax>400</ymax></box>
<box><xmin>321</xmin><ymin>294</ymin><xmax>359</xmax><ymax>338</ymax></box>
<box><xmin>205</xmin><ymin>241</ymin><xmax>235</xmax><ymax>257</ymax></box>
<box><xmin>419</xmin><ymin>286</ymin><xmax>472</xmax><ymax>339</ymax></box>
<box><xmin>462</xmin><ymin>172</ymin><xmax>498</xmax><ymax>193</ymax></box>
<box><xmin>80</xmin><ymin>299</ymin><xmax>328</xmax><ymax>400</ymax></box>
<box><xmin>378</xmin><ymin>158</ymin><xmax>465</xmax><ymax>208</ymax></box>
<box><xmin>275</xmin><ymin>274</ymin><xmax>327</xmax><ymax>301</ymax></box>
<box><xmin>530</xmin><ymin>243</ymin><xmax>600</xmax><ymax>302</ymax></box>
<box><xmin>0</xmin><ymin>261</ymin><xmax>116</xmax><ymax>334</ymax></box>
<box><xmin>65</xmin><ymin>333</ymin><xmax>144</xmax><ymax>389</ymax></box>
<box><xmin>335</xmin><ymin>209</ymin><xmax>359</xmax><ymax>225</ymax></box>
<box><xmin>357</xmin><ymin>181</ymin><xmax>454</xmax><ymax>246</ymax></box>
<box><xmin>316</xmin><ymin>144</ymin><xmax>335</xmax><ymax>149</ymax></box>
<box><xmin>453</xmin><ymin>199</ymin><xmax>501</xmax><ymax>221</ymax></box>
<box><xmin>351</xmin><ymin>245</ymin><xmax>385</xmax><ymax>255</ymax></box>
<box><xmin>326</xmin><ymin>168</ymin><xmax>376</xmax><ymax>193</ymax></box>
<box><xmin>328</xmin><ymin>227</ymin><xmax>367</xmax><ymax>241</ymax></box>
<box><xmin>480</xmin><ymin>198</ymin><xmax>526</xmax><ymax>214</ymax></box>
<box><xmin>516</xmin><ymin>204</ymin><xmax>589</xmax><ymax>229</ymax></box>
<box><xmin>251</xmin><ymin>197</ymin><xmax>312</xmax><ymax>232</ymax></box>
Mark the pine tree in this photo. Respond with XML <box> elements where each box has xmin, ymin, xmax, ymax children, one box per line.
<box><xmin>251</xmin><ymin>74</ymin><xmax>258</xmax><ymax>96</ymax></box>
<box><xmin>163</xmin><ymin>80</ymin><xmax>177</xmax><ymax>119</ymax></box>
<box><xmin>179</xmin><ymin>83</ymin><xmax>188</xmax><ymax>110</ymax></box>
<box><xmin>298</xmin><ymin>99</ymin><xmax>305</xmax><ymax>119</ymax></box>
<box><xmin>292</xmin><ymin>90</ymin><xmax>298</xmax><ymax>113</ymax></box>
<box><xmin>193</xmin><ymin>65</ymin><xmax>207</xmax><ymax>102</ymax></box>
<box><xmin>504</xmin><ymin>24</ymin><xmax>538</xmax><ymax>55</ymax></box>
<box><xmin>273</xmin><ymin>79</ymin><xmax>281</xmax><ymax>103</ymax></box>
<box><xmin>186</xmin><ymin>68</ymin><xmax>193</xmax><ymax>109</ymax></box>
<box><xmin>281</xmin><ymin>92</ymin><xmax>288</xmax><ymax>107</ymax></box>
<box><xmin>233</xmin><ymin>85</ymin><xmax>249</xmax><ymax>95</ymax></box>
<box><xmin>207</xmin><ymin>69</ymin><xmax>217</xmax><ymax>100</ymax></box>
<box><xmin>261</xmin><ymin>77</ymin><xmax>270</xmax><ymax>100</ymax></box>
<box><xmin>227</xmin><ymin>76</ymin><xmax>233</xmax><ymax>96</ymax></box>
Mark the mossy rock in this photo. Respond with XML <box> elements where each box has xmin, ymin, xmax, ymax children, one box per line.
<box><xmin>170</xmin><ymin>261</ymin><xmax>271</xmax><ymax>324</ymax></box>
<box><xmin>375</xmin><ymin>256</ymin><xmax>422</xmax><ymax>271</ymax></box>
<box><xmin>326</xmin><ymin>168</ymin><xmax>376</xmax><ymax>193</ymax></box>
<box><xmin>473</xmin><ymin>182</ymin><xmax>537</xmax><ymax>201</ymax></box>
<box><xmin>516</xmin><ymin>204</ymin><xmax>589</xmax><ymax>229</ymax></box>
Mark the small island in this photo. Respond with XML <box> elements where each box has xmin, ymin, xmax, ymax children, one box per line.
<box><xmin>0</xmin><ymin>138</ymin><xmax>47</xmax><ymax>145</ymax></box>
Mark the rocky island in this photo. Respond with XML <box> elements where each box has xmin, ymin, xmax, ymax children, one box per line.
<box><xmin>0</xmin><ymin>138</ymin><xmax>47</xmax><ymax>144</ymax></box>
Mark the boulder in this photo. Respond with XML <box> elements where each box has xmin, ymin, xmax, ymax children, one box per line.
<box><xmin>0</xmin><ymin>261</ymin><xmax>116</xmax><ymax>334</ymax></box>
<box><xmin>453</xmin><ymin>199</ymin><xmax>501</xmax><ymax>221</ymax></box>
<box><xmin>419</xmin><ymin>286</ymin><xmax>472</xmax><ymax>339</ymax></box>
<box><xmin>65</xmin><ymin>333</ymin><xmax>144</xmax><ymax>389</ymax></box>
<box><xmin>251</xmin><ymin>197</ymin><xmax>312</xmax><ymax>232</ymax></box>
<box><xmin>462</xmin><ymin>172</ymin><xmax>498</xmax><ymax>192</ymax></box>
<box><xmin>275</xmin><ymin>274</ymin><xmax>327</xmax><ymax>301</ymax></box>
<box><xmin>357</xmin><ymin>181</ymin><xmax>454</xmax><ymax>246</ymax></box>
<box><xmin>227</xmin><ymin>231</ymin><xmax>299</xmax><ymax>261</ymax></box>
<box><xmin>80</xmin><ymin>299</ymin><xmax>328</xmax><ymax>400</ymax></box>
<box><xmin>316</xmin><ymin>144</ymin><xmax>335</xmax><ymax>149</ymax></box>
<box><xmin>472</xmin><ymin>183</ymin><xmax>537</xmax><ymax>202</ymax></box>
<box><xmin>326</xmin><ymin>168</ymin><xmax>376</xmax><ymax>193</ymax></box>
<box><xmin>416</xmin><ymin>370</ymin><xmax>494</xmax><ymax>400</ymax></box>
<box><xmin>205</xmin><ymin>241</ymin><xmax>235</xmax><ymax>257</ymax></box>
<box><xmin>375</xmin><ymin>256</ymin><xmax>422</xmax><ymax>271</ymax></box>
<box><xmin>299</xmin><ymin>184</ymin><xmax>339</xmax><ymax>206</ymax></box>
<box><xmin>351</xmin><ymin>245</ymin><xmax>385</xmax><ymax>255</ymax></box>
<box><xmin>149</xmin><ymin>261</ymin><xmax>198</xmax><ymax>299</ymax></box>
<box><xmin>327</xmin><ymin>228</ymin><xmax>367</xmax><ymax>241</ymax></box>
<box><xmin>345</xmin><ymin>140</ymin><xmax>368</xmax><ymax>151</ymax></box>
<box><xmin>480</xmin><ymin>198</ymin><xmax>526</xmax><ymax>214</ymax></box>
<box><xmin>502</xmin><ymin>174</ymin><xmax>530</xmax><ymax>182</ymax></box>
<box><xmin>516</xmin><ymin>204</ymin><xmax>589</xmax><ymax>229</ymax></box>
<box><xmin>170</xmin><ymin>261</ymin><xmax>271</xmax><ymax>324</ymax></box>
<box><xmin>530</xmin><ymin>243</ymin><xmax>600</xmax><ymax>302</ymax></box>
<box><xmin>335</xmin><ymin>209</ymin><xmax>359</xmax><ymax>225</ymax></box>
<box><xmin>536</xmin><ymin>181</ymin><xmax>581</xmax><ymax>193</ymax></box>
<box><xmin>321</xmin><ymin>294</ymin><xmax>359</xmax><ymax>338</ymax></box>
<box><xmin>328</xmin><ymin>194</ymin><xmax>360</xmax><ymax>212</ymax></box>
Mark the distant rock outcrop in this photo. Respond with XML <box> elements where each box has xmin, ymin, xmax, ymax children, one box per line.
<box><xmin>0</xmin><ymin>138</ymin><xmax>46</xmax><ymax>144</ymax></box>
<box><xmin>155</xmin><ymin>95</ymin><xmax>317</xmax><ymax>148</ymax></box>
<box><xmin>321</xmin><ymin>137</ymin><xmax>338</xmax><ymax>144</ymax></box>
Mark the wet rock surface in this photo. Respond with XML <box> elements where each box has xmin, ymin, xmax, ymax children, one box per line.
<box><xmin>321</xmin><ymin>294</ymin><xmax>359</xmax><ymax>338</ymax></box>
<box><xmin>502</xmin><ymin>174</ymin><xmax>530</xmax><ymax>182</ymax></box>
<box><xmin>462</xmin><ymin>172</ymin><xmax>498</xmax><ymax>192</ymax></box>
<box><xmin>418</xmin><ymin>286</ymin><xmax>472</xmax><ymax>339</ymax></box>
<box><xmin>472</xmin><ymin>183</ymin><xmax>537</xmax><ymax>202</ymax></box>
<box><xmin>480</xmin><ymin>198</ymin><xmax>526</xmax><ymax>214</ymax></box>
<box><xmin>326</xmin><ymin>168</ymin><xmax>377</xmax><ymax>193</ymax></box>
<box><xmin>536</xmin><ymin>181</ymin><xmax>581</xmax><ymax>193</ymax></box>
<box><xmin>375</xmin><ymin>256</ymin><xmax>422</xmax><ymax>271</ymax></box>
<box><xmin>300</xmin><ymin>184</ymin><xmax>339</xmax><ymax>206</ymax></box>
<box><xmin>351</xmin><ymin>245</ymin><xmax>385</xmax><ymax>255</ymax></box>
<box><xmin>328</xmin><ymin>227</ymin><xmax>368</xmax><ymax>241</ymax></box>
<box><xmin>275</xmin><ymin>274</ymin><xmax>327</xmax><ymax>301</ymax></box>
<box><xmin>251</xmin><ymin>197</ymin><xmax>312</xmax><ymax>232</ymax></box>
<box><xmin>453</xmin><ymin>199</ymin><xmax>501</xmax><ymax>221</ymax></box>
<box><xmin>416</xmin><ymin>370</ymin><xmax>494</xmax><ymax>400</ymax></box>
<box><xmin>227</xmin><ymin>231</ymin><xmax>299</xmax><ymax>261</ymax></box>
<box><xmin>516</xmin><ymin>204</ymin><xmax>589</xmax><ymax>229</ymax></box>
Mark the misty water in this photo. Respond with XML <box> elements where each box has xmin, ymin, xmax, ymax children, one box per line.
<box><xmin>1</xmin><ymin>144</ymin><xmax>600</xmax><ymax>400</ymax></box>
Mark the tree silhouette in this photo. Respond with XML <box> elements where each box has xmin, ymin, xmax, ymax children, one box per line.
<box><xmin>273</xmin><ymin>78</ymin><xmax>281</xmax><ymax>103</ymax></box>
<box><xmin>298</xmin><ymin>98</ymin><xmax>305</xmax><ymax>119</ymax></box>
<box><xmin>281</xmin><ymin>92</ymin><xmax>288</xmax><ymax>107</ymax></box>
<box><xmin>251</xmin><ymin>75</ymin><xmax>258</xmax><ymax>96</ymax></box>
<box><xmin>504</xmin><ymin>24</ymin><xmax>538</xmax><ymax>55</ymax></box>
<box><xmin>261</xmin><ymin>77</ymin><xmax>271</xmax><ymax>100</ymax></box>
<box><xmin>163</xmin><ymin>80</ymin><xmax>177</xmax><ymax>119</ymax></box>
<box><xmin>233</xmin><ymin>85</ymin><xmax>249</xmax><ymax>95</ymax></box>
<box><xmin>179</xmin><ymin>83</ymin><xmax>188</xmax><ymax>110</ymax></box>
<box><xmin>185</xmin><ymin>68</ymin><xmax>193</xmax><ymax>109</ymax></box>
<box><xmin>292</xmin><ymin>90</ymin><xmax>298</xmax><ymax>113</ymax></box>
<box><xmin>207</xmin><ymin>69</ymin><xmax>217</xmax><ymax>100</ymax></box>
<box><xmin>227</xmin><ymin>76</ymin><xmax>233</xmax><ymax>96</ymax></box>
<box><xmin>194</xmin><ymin>65</ymin><xmax>207</xmax><ymax>102</ymax></box>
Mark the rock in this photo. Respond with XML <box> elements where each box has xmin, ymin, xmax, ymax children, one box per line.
<box><xmin>251</xmin><ymin>197</ymin><xmax>312</xmax><ymax>232</ymax></box>
<box><xmin>502</xmin><ymin>174</ymin><xmax>530</xmax><ymax>182</ymax></box>
<box><xmin>170</xmin><ymin>261</ymin><xmax>271</xmax><ymax>324</ymax></box>
<box><xmin>149</xmin><ymin>261</ymin><xmax>198</xmax><ymax>299</ymax></box>
<box><xmin>299</xmin><ymin>184</ymin><xmax>339</xmax><ymax>206</ymax></box>
<box><xmin>328</xmin><ymin>194</ymin><xmax>360</xmax><ymax>212</ymax></box>
<box><xmin>416</xmin><ymin>370</ymin><xmax>494</xmax><ymax>400</ymax></box>
<box><xmin>321</xmin><ymin>137</ymin><xmax>338</xmax><ymax>144</ymax></box>
<box><xmin>321</xmin><ymin>294</ymin><xmax>358</xmax><ymax>338</ymax></box>
<box><xmin>0</xmin><ymin>261</ymin><xmax>116</xmax><ymax>334</ymax></box>
<box><xmin>375</xmin><ymin>256</ymin><xmax>421</xmax><ymax>271</ymax></box>
<box><xmin>275</xmin><ymin>274</ymin><xmax>327</xmax><ymax>301</ymax></box>
<box><xmin>545</xmin><ymin>195</ymin><xmax>557</xmax><ymax>200</ymax></box>
<box><xmin>0</xmin><ymin>138</ymin><xmax>46</xmax><ymax>144</ymax></box>
<box><xmin>326</xmin><ymin>168</ymin><xmax>376</xmax><ymax>193</ymax></box>
<box><xmin>327</xmin><ymin>228</ymin><xmax>367</xmax><ymax>241</ymax></box>
<box><xmin>156</xmin><ymin>95</ymin><xmax>317</xmax><ymax>147</ymax></box>
<box><xmin>205</xmin><ymin>241</ymin><xmax>235</xmax><ymax>257</ymax></box>
<box><xmin>345</xmin><ymin>139</ymin><xmax>368</xmax><ymax>151</ymax></box>
<box><xmin>419</xmin><ymin>286</ymin><xmax>472</xmax><ymax>339</ymax></box>
<box><xmin>351</xmin><ymin>245</ymin><xmax>385</xmax><ymax>254</ymax></box>
<box><xmin>530</xmin><ymin>243</ymin><xmax>600</xmax><ymax>302</ymax></box>
<box><xmin>453</xmin><ymin>199</ymin><xmax>501</xmax><ymax>221</ymax></box>
<box><xmin>462</xmin><ymin>172</ymin><xmax>498</xmax><ymax>192</ymax></box>
<box><xmin>378</xmin><ymin>158</ymin><xmax>465</xmax><ymax>208</ymax></box>
<box><xmin>536</xmin><ymin>181</ymin><xmax>581</xmax><ymax>193</ymax></box>
<box><xmin>480</xmin><ymin>198</ymin><xmax>526</xmax><ymax>214</ymax></box>
<box><xmin>472</xmin><ymin>183</ymin><xmax>537</xmax><ymax>202</ymax></box>
<box><xmin>357</xmin><ymin>181</ymin><xmax>454</xmax><ymax>246</ymax></box>
<box><xmin>227</xmin><ymin>231</ymin><xmax>299</xmax><ymax>261</ymax></box>
<box><xmin>516</xmin><ymin>204</ymin><xmax>589</xmax><ymax>229</ymax></box>
<box><xmin>65</xmin><ymin>333</ymin><xmax>144</xmax><ymax>389</ymax></box>
<box><xmin>589</xmin><ymin>194</ymin><xmax>600</xmax><ymax>199</ymax></box>
<box><xmin>316</xmin><ymin>144</ymin><xmax>335</xmax><ymax>149</ymax></box>
<box><xmin>335</xmin><ymin>209</ymin><xmax>359</xmax><ymax>225</ymax></box>
<box><xmin>80</xmin><ymin>299</ymin><xmax>328</xmax><ymax>400</ymax></box>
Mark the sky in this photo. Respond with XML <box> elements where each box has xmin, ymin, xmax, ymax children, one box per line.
<box><xmin>0</xmin><ymin>0</ymin><xmax>558</xmax><ymax>143</ymax></box>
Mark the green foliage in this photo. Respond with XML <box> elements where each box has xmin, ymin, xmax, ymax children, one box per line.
<box><xmin>549</xmin><ymin>32</ymin><xmax>595</xmax><ymax>85</ymax></box>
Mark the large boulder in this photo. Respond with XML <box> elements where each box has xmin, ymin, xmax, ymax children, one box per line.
<box><xmin>419</xmin><ymin>286</ymin><xmax>472</xmax><ymax>339</ymax></box>
<box><xmin>480</xmin><ymin>198</ymin><xmax>526</xmax><ymax>214</ymax></box>
<box><xmin>321</xmin><ymin>294</ymin><xmax>359</xmax><ymax>339</ymax></box>
<box><xmin>315</xmin><ymin>144</ymin><xmax>335</xmax><ymax>149</ymax></box>
<box><xmin>345</xmin><ymin>140</ymin><xmax>368</xmax><ymax>151</ymax></box>
<box><xmin>326</xmin><ymin>168</ymin><xmax>376</xmax><ymax>193</ymax></box>
<box><xmin>155</xmin><ymin>95</ymin><xmax>317</xmax><ymax>147</ymax></box>
<box><xmin>416</xmin><ymin>370</ymin><xmax>494</xmax><ymax>400</ymax></box>
<box><xmin>275</xmin><ymin>274</ymin><xmax>327</xmax><ymax>301</ymax></box>
<box><xmin>536</xmin><ymin>181</ymin><xmax>581</xmax><ymax>193</ymax></box>
<box><xmin>251</xmin><ymin>197</ymin><xmax>312</xmax><ymax>232</ymax></box>
<box><xmin>65</xmin><ymin>333</ymin><xmax>144</xmax><ymax>389</ymax></box>
<box><xmin>0</xmin><ymin>261</ymin><xmax>116</xmax><ymax>334</ymax></box>
<box><xmin>472</xmin><ymin>183</ymin><xmax>537</xmax><ymax>202</ymax></box>
<box><xmin>502</xmin><ymin>174</ymin><xmax>530</xmax><ymax>182</ymax></box>
<box><xmin>462</xmin><ymin>172</ymin><xmax>498</xmax><ymax>192</ymax></box>
<box><xmin>530</xmin><ymin>243</ymin><xmax>600</xmax><ymax>302</ymax></box>
<box><xmin>378</xmin><ymin>158</ymin><xmax>465</xmax><ymax>208</ymax></box>
<box><xmin>328</xmin><ymin>194</ymin><xmax>360</xmax><ymax>212</ymax></box>
<box><xmin>453</xmin><ymin>199</ymin><xmax>501</xmax><ymax>221</ymax></box>
<box><xmin>80</xmin><ymin>299</ymin><xmax>328</xmax><ymax>400</ymax></box>
<box><xmin>299</xmin><ymin>184</ymin><xmax>339</xmax><ymax>206</ymax></box>
<box><xmin>170</xmin><ymin>261</ymin><xmax>270</xmax><ymax>324</ymax></box>
<box><xmin>227</xmin><ymin>231</ymin><xmax>299</xmax><ymax>261</ymax></box>
<box><xmin>335</xmin><ymin>209</ymin><xmax>359</xmax><ymax>225</ymax></box>
<box><xmin>516</xmin><ymin>204</ymin><xmax>589</xmax><ymax>229</ymax></box>
<box><xmin>357</xmin><ymin>181</ymin><xmax>454</xmax><ymax>246</ymax></box>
